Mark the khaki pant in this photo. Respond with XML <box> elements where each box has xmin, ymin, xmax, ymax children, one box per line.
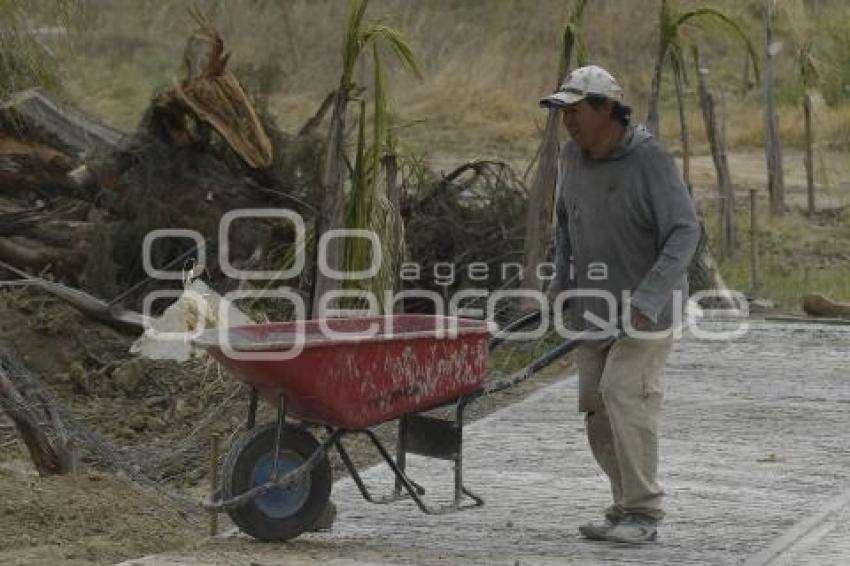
<box><xmin>575</xmin><ymin>335</ymin><xmax>674</xmax><ymax>522</ymax></box>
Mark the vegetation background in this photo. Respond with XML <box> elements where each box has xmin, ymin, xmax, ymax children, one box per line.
<box><xmin>11</xmin><ymin>0</ymin><xmax>850</xmax><ymax>305</ymax></box>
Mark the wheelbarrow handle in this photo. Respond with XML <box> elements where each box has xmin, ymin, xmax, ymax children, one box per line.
<box><xmin>488</xmin><ymin>310</ymin><xmax>543</xmax><ymax>351</ymax></box>
<box><xmin>481</xmin><ymin>330</ymin><xmax>594</xmax><ymax>397</ymax></box>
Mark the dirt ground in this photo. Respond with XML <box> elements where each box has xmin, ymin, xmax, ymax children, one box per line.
<box><xmin>0</xmin><ymin>461</ymin><xmax>200</xmax><ymax>566</ymax></box>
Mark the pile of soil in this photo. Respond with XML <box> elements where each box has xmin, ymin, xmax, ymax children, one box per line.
<box><xmin>0</xmin><ymin>288</ymin><xmax>250</xmax><ymax>456</ymax></box>
<box><xmin>0</xmin><ymin>287</ymin><xmax>242</xmax><ymax>564</ymax></box>
<box><xmin>0</xmin><ymin>461</ymin><xmax>200</xmax><ymax>565</ymax></box>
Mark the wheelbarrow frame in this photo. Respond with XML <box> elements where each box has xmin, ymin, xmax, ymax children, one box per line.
<box><xmin>202</xmin><ymin>311</ymin><xmax>587</xmax><ymax>537</ymax></box>
<box><xmin>205</xmin><ymin>386</ymin><xmax>484</xmax><ymax>518</ymax></box>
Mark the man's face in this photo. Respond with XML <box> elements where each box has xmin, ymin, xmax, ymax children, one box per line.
<box><xmin>560</xmin><ymin>99</ymin><xmax>614</xmax><ymax>150</ymax></box>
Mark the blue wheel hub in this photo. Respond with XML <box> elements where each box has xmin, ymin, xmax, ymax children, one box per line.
<box><xmin>250</xmin><ymin>449</ymin><xmax>311</xmax><ymax>519</ymax></box>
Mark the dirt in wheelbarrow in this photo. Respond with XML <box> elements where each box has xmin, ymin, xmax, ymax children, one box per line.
<box><xmin>0</xmin><ymin>287</ymin><xmax>573</xmax><ymax>565</ymax></box>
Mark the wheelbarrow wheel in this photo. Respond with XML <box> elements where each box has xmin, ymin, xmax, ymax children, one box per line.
<box><xmin>221</xmin><ymin>422</ymin><xmax>331</xmax><ymax>541</ymax></box>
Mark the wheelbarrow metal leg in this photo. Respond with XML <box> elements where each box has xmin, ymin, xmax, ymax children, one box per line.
<box><xmin>454</xmin><ymin>397</ymin><xmax>483</xmax><ymax>507</ymax></box>
<box><xmin>344</xmin><ymin>401</ymin><xmax>482</xmax><ymax>515</ymax></box>
<box><xmin>333</xmin><ymin>432</ymin><xmax>424</xmax><ymax>506</ymax></box>
<box><xmin>454</xmin><ymin>399</ymin><xmax>465</xmax><ymax>507</ymax></box>
<box><xmin>394</xmin><ymin>415</ymin><xmax>408</xmax><ymax>497</ymax></box>
<box><xmin>333</xmin><ymin>436</ymin><xmax>372</xmax><ymax>501</ymax></box>
<box><xmin>246</xmin><ymin>386</ymin><xmax>258</xmax><ymax>430</ymax></box>
<box><xmin>363</xmin><ymin>428</ymin><xmax>436</xmax><ymax>514</ymax></box>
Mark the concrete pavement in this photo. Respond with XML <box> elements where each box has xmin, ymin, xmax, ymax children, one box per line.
<box><xmin>120</xmin><ymin>319</ymin><xmax>850</xmax><ymax>565</ymax></box>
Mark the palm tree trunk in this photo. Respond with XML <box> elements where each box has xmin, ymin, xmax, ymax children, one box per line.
<box><xmin>763</xmin><ymin>0</ymin><xmax>785</xmax><ymax>216</ymax></box>
<box><xmin>803</xmin><ymin>92</ymin><xmax>815</xmax><ymax>215</ymax></box>
<box><xmin>311</xmin><ymin>86</ymin><xmax>349</xmax><ymax>317</ymax></box>
<box><xmin>522</xmin><ymin>109</ymin><xmax>560</xmax><ymax>292</ymax></box>
<box><xmin>647</xmin><ymin>51</ymin><xmax>665</xmax><ymax>135</ymax></box>
<box><xmin>697</xmin><ymin>65</ymin><xmax>736</xmax><ymax>259</ymax></box>
<box><xmin>521</xmin><ymin>0</ymin><xmax>588</xmax><ymax>294</ymax></box>
<box><xmin>674</xmin><ymin>70</ymin><xmax>691</xmax><ymax>187</ymax></box>
<box><xmin>741</xmin><ymin>50</ymin><xmax>752</xmax><ymax>91</ymax></box>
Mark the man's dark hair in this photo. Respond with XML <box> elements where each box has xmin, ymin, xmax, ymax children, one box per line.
<box><xmin>585</xmin><ymin>94</ymin><xmax>632</xmax><ymax>127</ymax></box>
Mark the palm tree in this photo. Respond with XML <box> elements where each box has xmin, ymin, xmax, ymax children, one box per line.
<box><xmin>762</xmin><ymin>0</ymin><xmax>785</xmax><ymax>216</ymax></box>
<box><xmin>693</xmin><ymin>46</ymin><xmax>737</xmax><ymax>259</ymax></box>
<box><xmin>645</xmin><ymin>0</ymin><xmax>757</xmax><ymax>262</ymax></box>
<box><xmin>796</xmin><ymin>41</ymin><xmax>820</xmax><ymax>217</ymax></box>
<box><xmin>784</xmin><ymin>0</ymin><xmax>820</xmax><ymax>216</ymax></box>
<box><xmin>522</xmin><ymin>0</ymin><xmax>588</xmax><ymax>294</ymax></box>
<box><xmin>646</xmin><ymin>0</ymin><xmax>758</xmax><ymax>138</ymax></box>
<box><xmin>311</xmin><ymin>0</ymin><xmax>419</xmax><ymax>317</ymax></box>
<box><xmin>342</xmin><ymin>41</ymin><xmax>411</xmax><ymax>313</ymax></box>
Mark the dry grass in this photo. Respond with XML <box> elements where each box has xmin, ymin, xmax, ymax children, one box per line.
<box><xmin>656</xmin><ymin>91</ymin><xmax>850</xmax><ymax>155</ymax></box>
<box><xmin>47</xmin><ymin>0</ymin><xmax>848</xmax><ymax>164</ymax></box>
<box><xmin>703</xmin><ymin>197</ymin><xmax>850</xmax><ymax>307</ymax></box>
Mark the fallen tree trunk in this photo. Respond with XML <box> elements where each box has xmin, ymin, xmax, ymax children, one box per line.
<box><xmin>0</xmin><ymin>234</ymin><xmax>87</xmax><ymax>278</ymax></box>
<box><xmin>0</xmin><ymin>275</ymin><xmax>147</xmax><ymax>333</ymax></box>
<box><xmin>0</xmin><ymin>344</ymin><xmax>78</xmax><ymax>475</ymax></box>
<box><xmin>802</xmin><ymin>293</ymin><xmax>850</xmax><ymax>318</ymax></box>
<box><xmin>0</xmin><ymin>372</ymin><xmax>73</xmax><ymax>474</ymax></box>
<box><xmin>0</xmin><ymin>89</ymin><xmax>124</xmax><ymax>158</ymax></box>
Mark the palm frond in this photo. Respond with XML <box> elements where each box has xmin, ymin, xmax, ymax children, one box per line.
<box><xmin>342</xmin><ymin>0</ymin><xmax>370</xmax><ymax>84</ymax></box>
<box><xmin>343</xmin><ymin>101</ymin><xmax>372</xmax><ymax>299</ymax></box>
<box><xmin>362</xmin><ymin>24</ymin><xmax>422</xmax><ymax>79</ymax></box>
<box><xmin>658</xmin><ymin>0</ymin><xmax>679</xmax><ymax>54</ymax></box>
<box><xmin>559</xmin><ymin>0</ymin><xmax>589</xmax><ymax>76</ymax></box>
<box><xmin>675</xmin><ymin>7</ymin><xmax>760</xmax><ymax>80</ymax></box>
<box><xmin>343</xmin><ymin>99</ymin><xmax>403</xmax><ymax>312</ymax></box>
<box><xmin>779</xmin><ymin>0</ymin><xmax>821</xmax><ymax>89</ymax></box>
<box><xmin>371</xmin><ymin>43</ymin><xmax>390</xmax><ymax>162</ymax></box>
<box><xmin>326</xmin><ymin>0</ymin><xmax>418</xmax><ymax>312</ymax></box>
<box><xmin>667</xmin><ymin>40</ymin><xmax>689</xmax><ymax>86</ymax></box>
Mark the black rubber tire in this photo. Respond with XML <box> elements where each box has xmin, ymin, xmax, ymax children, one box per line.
<box><xmin>221</xmin><ymin>423</ymin><xmax>331</xmax><ymax>541</ymax></box>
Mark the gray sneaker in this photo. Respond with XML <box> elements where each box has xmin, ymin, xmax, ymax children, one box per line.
<box><xmin>604</xmin><ymin>505</ymin><xmax>624</xmax><ymax>524</ymax></box>
<box><xmin>592</xmin><ymin>513</ymin><xmax>658</xmax><ymax>544</ymax></box>
<box><xmin>578</xmin><ymin>506</ymin><xmax>624</xmax><ymax>540</ymax></box>
<box><xmin>578</xmin><ymin>516</ymin><xmax>618</xmax><ymax>540</ymax></box>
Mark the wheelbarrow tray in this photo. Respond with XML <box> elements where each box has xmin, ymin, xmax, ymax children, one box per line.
<box><xmin>193</xmin><ymin>315</ymin><xmax>491</xmax><ymax>429</ymax></box>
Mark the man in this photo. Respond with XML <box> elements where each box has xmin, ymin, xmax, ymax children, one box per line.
<box><xmin>540</xmin><ymin>65</ymin><xmax>700</xmax><ymax>543</ymax></box>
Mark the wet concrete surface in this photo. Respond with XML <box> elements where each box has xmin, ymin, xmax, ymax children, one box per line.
<box><xmin>120</xmin><ymin>319</ymin><xmax>850</xmax><ymax>565</ymax></box>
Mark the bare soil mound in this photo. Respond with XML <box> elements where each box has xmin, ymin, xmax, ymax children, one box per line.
<box><xmin>0</xmin><ymin>463</ymin><xmax>200</xmax><ymax>565</ymax></box>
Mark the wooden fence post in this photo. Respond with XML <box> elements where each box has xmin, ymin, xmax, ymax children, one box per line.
<box><xmin>750</xmin><ymin>189</ymin><xmax>761</xmax><ymax>292</ymax></box>
<box><xmin>803</xmin><ymin>92</ymin><xmax>816</xmax><ymax>216</ymax></box>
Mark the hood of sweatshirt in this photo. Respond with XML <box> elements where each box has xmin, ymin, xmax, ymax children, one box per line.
<box><xmin>588</xmin><ymin>123</ymin><xmax>654</xmax><ymax>162</ymax></box>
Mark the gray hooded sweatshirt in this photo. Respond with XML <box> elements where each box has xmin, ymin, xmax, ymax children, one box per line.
<box><xmin>552</xmin><ymin>124</ymin><xmax>700</xmax><ymax>334</ymax></box>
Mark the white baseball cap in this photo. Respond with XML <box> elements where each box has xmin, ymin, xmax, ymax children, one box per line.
<box><xmin>540</xmin><ymin>65</ymin><xmax>625</xmax><ymax>108</ymax></box>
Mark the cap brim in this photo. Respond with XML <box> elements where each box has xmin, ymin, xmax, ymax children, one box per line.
<box><xmin>539</xmin><ymin>91</ymin><xmax>585</xmax><ymax>108</ymax></box>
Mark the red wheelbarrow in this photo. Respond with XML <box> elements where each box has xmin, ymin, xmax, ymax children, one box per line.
<box><xmin>193</xmin><ymin>313</ymin><xmax>583</xmax><ymax>541</ymax></box>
